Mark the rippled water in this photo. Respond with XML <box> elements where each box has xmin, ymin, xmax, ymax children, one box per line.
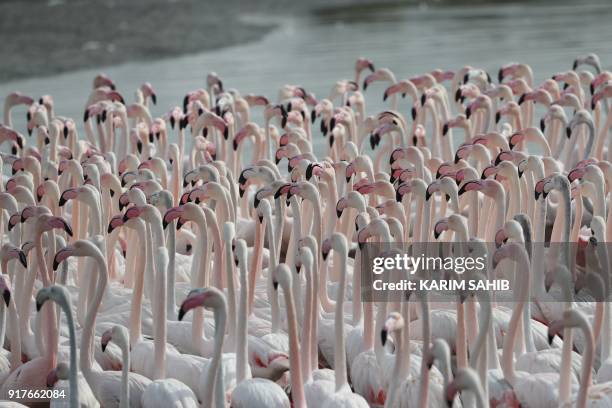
<box><xmin>1</xmin><ymin>0</ymin><xmax>611</xmax><ymax>153</ymax></box>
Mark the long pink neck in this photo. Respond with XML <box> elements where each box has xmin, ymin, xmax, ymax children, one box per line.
<box><xmin>333</xmin><ymin>245</ymin><xmax>349</xmax><ymax>391</ymax></box>
<box><xmin>81</xmin><ymin>252</ymin><xmax>107</xmax><ymax>382</ymax></box>
<box><xmin>247</xmin><ymin>221</ymin><xmax>264</xmax><ymax>316</ymax></box>
<box><xmin>129</xmin><ymin>225</ymin><xmax>146</xmax><ymax>345</ymax></box>
<box><xmin>7</xmin><ymin>288</ymin><xmax>21</xmax><ymax>371</ymax></box>
<box><xmin>36</xmin><ymin>233</ymin><xmax>58</xmax><ymax>369</ymax></box>
<box><xmin>301</xmin><ymin>257</ymin><xmax>313</xmax><ymax>381</ymax></box>
<box><xmin>204</xmin><ymin>305</ymin><xmax>227</xmax><ymax>408</ymax></box>
<box><xmin>152</xmin><ymin>249</ymin><xmax>167</xmax><ymax>380</ymax></box>
<box><xmin>501</xmin><ymin>252</ymin><xmax>529</xmax><ymax>386</ymax></box>
<box><xmin>576</xmin><ymin>319</ymin><xmax>594</xmax><ymax>408</ymax></box>
<box><xmin>281</xmin><ymin>283</ymin><xmax>306</xmax><ymax>407</ymax></box>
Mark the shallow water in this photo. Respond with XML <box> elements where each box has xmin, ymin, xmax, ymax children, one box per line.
<box><xmin>1</xmin><ymin>0</ymin><xmax>611</xmax><ymax>154</ymax></box>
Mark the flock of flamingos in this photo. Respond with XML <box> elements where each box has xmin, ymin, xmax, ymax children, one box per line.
<box><xmin>0</xmin><ymin>53</ymin><xmax>611</xmax><ymax>407</ymax></box>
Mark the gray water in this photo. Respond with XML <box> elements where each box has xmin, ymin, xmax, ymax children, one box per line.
<box><xmin>1</xmin><ymin>0</ymin><xmax>611</xmax><ymax>149</ymax></box>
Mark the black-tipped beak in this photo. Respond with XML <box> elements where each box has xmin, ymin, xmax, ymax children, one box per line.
<box><xmin>273</xmin><ymin>281</ymin><xmax>279</xmax><ymax>290</ymax></box>
<box><xmin>383</xmin><ymin>91</ymin><xmax>388</xmax><ymax>102</ymax></box>
<box><xmin>137</xmin><ymin>140</ymin><xmax>143</xmax><ymax>154</ymax></box>
<box><xmin>465</xmin><ymin>107</ymin><xmax>472</xmax><ymax>119</ymax></box>
<box><xmin>305</xmin><ymin>163</ymin><xmax>314</xmax><ymax>180</ymax></box>
<box><xmin>454</xmin><ymin>88</ymin><xmax>461</xmax><ymax>102</ymax></box>
<box><xmin>311</xmin><ymin>110</ymin><xmax>316</xmax><ymax>124</ymax></box>
<box><xmin>101</xmin><ymin>342</ymin><xmax>107</xmax><ymax>352</ymax></box>
<box><xmin>178</xmin><ymin>307</ymin><xmax>186</xmax><ymax>321</ymax></box>
<box><xmin>176</xmin><ymin>219</ymin><xmax>184</xmax><ymax>230</ymax></box>
<box><xmin>395</xmin><ymin>190</ymin><xmax>402</xmax><ymax>202</ymax></box>
<box><xmin>322</xmin><ymin>250</ymin><xmax>329</xmax><ymax>262</ymax></box>
<box><xmin>540</xmin><ymin>118</ymin><xmax>546</xmax><ymax>132</ymax></box>
<box><xmin>59</xmin><ymin>196</ymin><xmax>67</xmax><ymax>207</ymax></box>
<box><xmin>63</xmin><ymin>222</ymin><xmax>73</xmax><ymax>237</ymax></box>
<box><xmin>411</xmin><ymin>106</ymin><xmax>417</xmax><ymax>121</ymax></box>
<box><xmin>362</xmin><ymin>80</ymin><xmax>368</xmax><ymax>91</ymax></box>
<box><xmin>442</xmin><ymin>124</ymin><xmax>449</xmax><ymax>136</ymax></box>
<box><xmin>52</xmin><ymin>257</ymin><xmax>60</xmax><ymax>271</ymax></box>
<box><xmin>547</xmin><ymin>333</ymin><xmax>555</xmax><ymax>345</ymax></box>
<box><xmin>18</xmin><ymin>251</ymin><xmax>27</xmax><ymax>268</ymax></box>
<box><xmin>239</xmin><ymin>186</ymin><xmax>245</xmax><ymax>198</ymax></box>
<box><xmin>518</xmin><ymin>94</ymin><xmax>526</xmax><ymax>105</ymax></box>
<box><xmin>381</xmin><ymin>329</ymin><xmax>388</xmax><ymax>346</ymax></box>
<box><xmin>36</xmin><ymin>300</ymin><xmax>43</xmax><ymax>312</ymax></box>
<box><xmin>495</xmin><ymin>111</ymin><xmax>501</xmax><ymax>123</ymax></box>
<box><xmin>253</xmin><ymin>196</ymin><xmax>261</xmax><ymax>209</ymax></box>
<box><xmin>498</xmin><ymin>68</ymin><xmax>504</xmax><ymax>83</ymax></box>
<box><xmin>2</xmin><ymin>290</ymin><xmax>9</xmax><ymax>307</ymax></box>
<box><xmin>425</xmin><ymin>190</ymin><xmax>432</xmax><ymax>201</ymax></box>
<box><xmin>566</xmin><ymin>126</ymin><xmax>572</xmax><ymax>138</ymax></box>
<box><xmin>162</xmin><ymin>220</ymin><xmax>169</xmax><ymax>230</ymax></box>
<box><xmin>151</xmin><ymin>94</ymin><xmax>157</xmax><ymax>105</ymax></box>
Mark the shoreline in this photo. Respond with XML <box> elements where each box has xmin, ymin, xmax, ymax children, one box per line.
<box><xmin>0</xmin><ymin>0</ymin><xmax>388</xmax><ymax>85</ymax></box>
